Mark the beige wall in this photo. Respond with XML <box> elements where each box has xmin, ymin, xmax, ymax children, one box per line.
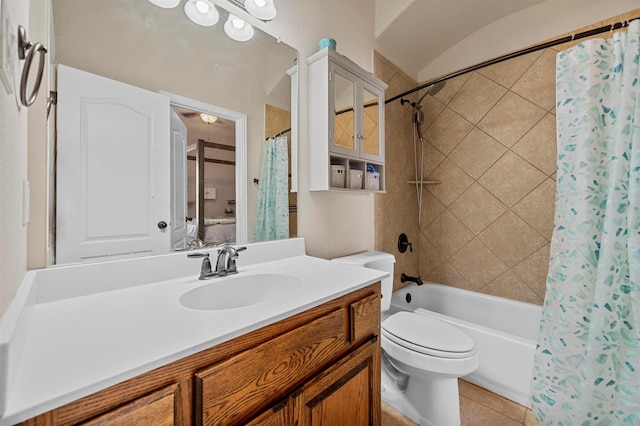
<box><xmin>375</xmin><ymin>9</ymin><xmax>640</xmax><ymax>305</ymax></box>
<box><xmin>0</xmin><ymin>0</ymin><xmax>48</xmax><ymax>315</ymax></box>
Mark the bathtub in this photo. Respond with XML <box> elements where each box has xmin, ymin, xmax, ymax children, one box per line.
<box><xmin>388</xmin><ymin>283</ymin><xmax>542</xmax><ymax>407</ymax></box>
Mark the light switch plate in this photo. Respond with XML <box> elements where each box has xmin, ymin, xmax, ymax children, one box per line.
<box><xmin>0</xmin><ymin>1</ymin><xmax>15</xmax><ymax>94</ymax></box>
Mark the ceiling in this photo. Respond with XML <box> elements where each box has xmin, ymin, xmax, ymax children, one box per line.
<box><xmin>372</xmin><ymin>0</ymin><xmax>638</xmax><ymax>83</ymax></box>
<box><xmin>375</xmin><ymin>0</ymin><xmax>543</xmax><ymax>81</ymax></box>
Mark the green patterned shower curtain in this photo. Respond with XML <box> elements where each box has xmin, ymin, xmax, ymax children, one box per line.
<box><xmin>254</xmin><ymin>136</ymin><xmax>289</xmax><ymax>242</ymax></box>
<box><xmin>531</xmin><ymin>20</ymin><xmax>640</xmax><ymax>424</ymax></box>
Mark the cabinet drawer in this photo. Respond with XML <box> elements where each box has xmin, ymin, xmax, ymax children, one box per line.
<box><xmin>195</xmin><ymin>308</ymin><xmax>348</xmax><ymax>425</ymax></box>
<box><xmin>81</xmin><ymin>384</ymin><xmax>178</xmax><ymax>426</ymax></box>
<box><xmin>350</xmin><ymin>292</ymin><xmax>380</xmax><ymax>343</ymax></box>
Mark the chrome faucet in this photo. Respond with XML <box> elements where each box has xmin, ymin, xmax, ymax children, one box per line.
<box><xmin>187</xmin><ymin>245</ymin><xmax>247</xmax><ymax>279</ymax></box>
<box><xmin>214</xmin><ymin>245</ymin><xmax>247</xmax><ymax>275</ymax></box>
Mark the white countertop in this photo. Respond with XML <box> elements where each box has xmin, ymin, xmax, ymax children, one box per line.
<box><xmin>0</xmin><ymin>240</ymin><xmax>386</xmax><ymax>425</ymax></box>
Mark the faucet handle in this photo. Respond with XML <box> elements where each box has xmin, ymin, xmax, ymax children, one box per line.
<box><xmin>188</xmin><ymin>252</ymin><xmax>212</xmax><ymax>277</ymax></box>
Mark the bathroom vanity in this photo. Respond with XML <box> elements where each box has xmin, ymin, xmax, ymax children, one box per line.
<box><xmin>0</xmin><ymin>239</ymin><xmax>385</xmax><ymax>425</ymax></box>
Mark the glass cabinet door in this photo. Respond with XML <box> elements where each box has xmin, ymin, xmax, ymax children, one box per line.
<box><xmin>361</xmin><ymin>85</ymin><xmax>381</xmax><ymax>160</ymax></box>
<box><xmin>330</xmin><ymin>64</ymin><xmax>357</xmax><ymax>156</ymax></box>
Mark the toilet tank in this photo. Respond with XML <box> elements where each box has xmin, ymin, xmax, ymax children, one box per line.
<box><xmin>331</xmin><ymin>251</ymin><xmax>395</xmax><ymax>312</ymax></box>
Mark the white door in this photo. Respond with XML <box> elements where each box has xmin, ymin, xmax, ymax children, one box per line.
<box><xmin>56</xmin><ymin>65</ymin><xmax>171</xmax><ymax>263</ymax></box>
<box><xmin>170</xmin><ymin>109</ymin><xmax>187</xmax><ymax>250</ymax></box>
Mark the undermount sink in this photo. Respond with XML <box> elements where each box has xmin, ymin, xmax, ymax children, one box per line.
<box><xmin>179</xmin><ymin>273</ymin><xmax>305</xmax><ymax>311</ymax></box>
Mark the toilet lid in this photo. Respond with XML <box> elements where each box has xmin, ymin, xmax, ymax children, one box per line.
<box><xmin>382</xmin><ymin>311</ymin><xmax>475</xmax><ymax>358</ymax></box>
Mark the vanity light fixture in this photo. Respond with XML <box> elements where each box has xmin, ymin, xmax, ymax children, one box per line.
<box><xmin>148</xmin><ymin>0</ymin><xmax>269</xmax><ymax>41</ymax></box>
<box><xmin>244</xmin><ymin>0</ymin><xmax>276</xmax><ymax>20</ymax></box>
<box><xmin>148</xmin><ymin>0</ymin><xmax>181</xmax><ymax>8</ymax></box>
<box><xmin>199</xmin><ymin>113</ymin><xmax>218</xmax><ymax>124</ymax></box>
<box><xmin>224</xmin><ymin>14</ymin><xmax>254</xmax><ymax>42</ymax></box>
<box><xmin>184</xmin><ymin>0</ymin><xmax>219</xmax><ymax>27</ymax></box>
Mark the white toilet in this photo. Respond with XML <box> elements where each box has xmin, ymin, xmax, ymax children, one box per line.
<box><xmin>332</xmin><ymin>251</ymin><xmax>479</xmax><ymax>426</ymax></box>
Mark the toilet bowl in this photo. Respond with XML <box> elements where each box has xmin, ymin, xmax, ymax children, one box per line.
<box><xmin>332</xmin><ymin>252</ymin><xmax>479</xmax><ymax>426</ymax></box>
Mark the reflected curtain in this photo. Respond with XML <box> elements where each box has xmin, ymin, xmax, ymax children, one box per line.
<box><xmin>531</xmin><ymin>20</ymin><xmax>640</xmax><ymax>423</ymax></box>
<box><xmin>254</xmin><ymin>136</ymin><xmax>289</xmax><ymax>242</ymax></box>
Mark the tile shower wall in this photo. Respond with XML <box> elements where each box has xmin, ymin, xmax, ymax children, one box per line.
<box><xmin>374</xmin><ymin>10</ymin><xmax>639</xmax><ymax>305</ymax></box>
<box><xmin>374</xmin><ymin>49</ymin><xmax>558</xmax><ymax>304</ymax></box>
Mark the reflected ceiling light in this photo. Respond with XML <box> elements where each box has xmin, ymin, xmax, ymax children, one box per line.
<box><xmin>199</xmin><ymin>113</ymin><xmax>218</xmax><ymax>124</ymax></box>
<box><xmin>148</xmin><ymin>0</ymin><xmax>180</xmax><ymax>8</ymax></box>
<box><xmin>244</xmin><ymin>0</ymin><xmax>277</xmax><ymax>21</ymax></box>
<box><xmin>224</xmin><ymin>14</ymin><xmax>254</xmax><ymax>42</ymax></box>
<box><xmin>184</xmin><ymin>0</ymin><xmax>219</xmax><ymax>27</ymax></box>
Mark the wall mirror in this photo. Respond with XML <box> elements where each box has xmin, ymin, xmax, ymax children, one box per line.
<box><xmin>50</xmin><ymin>0</ymin><xmax>298</xmax><ymax>264</ymax></box>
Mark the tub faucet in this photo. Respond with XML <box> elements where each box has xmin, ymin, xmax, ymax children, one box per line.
<box><xmin>401</xmin><ymin>273</ymin><xmax>423</xmax><ymax>286</ymax></box>
<box><xmin>214</xmin><ymin>245</ymin><xmax>247</xmax><ymax>276</ymax></box>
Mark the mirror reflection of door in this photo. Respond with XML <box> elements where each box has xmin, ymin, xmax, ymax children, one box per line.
<box><xmin>172</xmin><ymin>106</ymin><xmax>237</xmax><ymax>249</ymax></box>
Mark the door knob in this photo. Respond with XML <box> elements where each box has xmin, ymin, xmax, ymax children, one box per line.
<box><xmin>157</xmin><ymin>221</ymin><xmax>168</xmax><ymax>229</ymax></box>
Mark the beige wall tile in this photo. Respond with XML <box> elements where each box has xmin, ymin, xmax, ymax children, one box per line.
<box><xmin>513</xmin><ymin>243</ymin><xmax>551</xmax><ymax>301</ymax></box>
<box><xmin>448</xmin><ymin>128</ymin><xmax>507</xmax><ymax>179</ymax></box>
<box><xmin>425</xmin><ymin>261</ymin><xmax>469</xmax><ymax>288</ymax></box>
<box><xmin>418</xmin><ymin>233</ymin><xmax>447</xmax><ymax>279</ymax></box>
<box><xmin>512</xmin><ymin>49</ymin><xmax>557</xmax><ymax>111</ymax></box>
<box><xmin>419</xmin><ymin>190</ymin><xmax>446</xmax><ymax>230</ymax></box>
<box><xmin>424</xmin><ymin>210</ymin><xmax>474</xmax><ymax>258</ymax></box>
<box><xmin>479</xmin><ymin>152</ymin><xmax>546</xmax><ymax>207</ymax></box>
<box><xmin>513</xmin><ymin>113</ymin><xmax>557</xmax><ymax>175</ymax></box>
<box><xmin>426</xmin><ymin>159</ymin><xmax>474</xmax><ymax>207</ymax></box>
<box><xmin>478</xmin><ymin>211</ymin><xmax>547</xmax><ymax>267</ymax></box>
<box><xmin>424</xmin><ymin>107</ymin><xmax>474</xmax><ymax>155</ymax></box>
<box><xmin>422</xmin><ymin>142</ymin><xmax>446</xmax><ymax>176</ymax></box>
<box><xmin>449</xmin><ymin>239</ymin><xmax>509</xmax><ymax>289</ymax></box>
<box><xmin>513</xmin><ymin>178</ymin><xmax>556</xmax><ymax>239</ymax></box>
<box><xmin>448</xmin><ymin>72</ymin><xmax>507</xmax><ymax>124</ymax></box>
<box><xmin>483</xmin><ymin>270</ymin><xmax>543</xmax><ymax>304</ymax></box>
<box><xmin>478</xmin><ymin>92</ymin><xmax>546</xmax><ymax>148</ymax></box>
<box><xmin>477</xmin><ymin>50</ymin><xmax>544</xmax><ymax>89</ymax></box>
<box><xmin>449</xmin><ymin>183</ymin><xmax>508</xmax><ymax>234</ymax></box>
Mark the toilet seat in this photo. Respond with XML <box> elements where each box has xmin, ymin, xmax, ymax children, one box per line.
<box><xmin>382</xmin><ymin>311</ymin><xmax>475</xmax><ymax>359</ymax></box>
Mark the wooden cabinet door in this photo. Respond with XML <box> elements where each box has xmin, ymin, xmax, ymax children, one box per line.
<box><xmin>293</xmin><ymin>339</ymin><xmax>380</xmax><ymax>426</ymax></box>
<box><xmin>81</xmin><ymin>384</ymin><xmax>179</xmax><ymax>426</ymax></box>
<box><xmin>245</xmin><ymin>399</ymin><xmax>290</xmax><ymax>426</ymax></box>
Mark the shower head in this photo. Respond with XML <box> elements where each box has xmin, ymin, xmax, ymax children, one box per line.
<box><xmin>415</xmin><ymin>80</ymin><xmax>447</xmax><ymax>107</ymax></box>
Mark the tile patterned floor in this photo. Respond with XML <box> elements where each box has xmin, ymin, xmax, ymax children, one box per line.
<box><xmin>381</xmin><ymin>380</ymin><xmax>540</xmax><ymax>425</ymax></box>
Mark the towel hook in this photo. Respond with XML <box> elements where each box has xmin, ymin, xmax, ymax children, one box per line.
<box><xmin>17</xmin><ymin>25</ymin><xmax>48</xmax><ymax>107</ymax></box>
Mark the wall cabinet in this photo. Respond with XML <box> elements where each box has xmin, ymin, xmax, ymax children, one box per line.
<box><xmin>20</xmin><ymin>284</ymin><xmax>380</xmax><ymax>426</ymax></box>
<box><xmin>307</xmin><ymin>48</ymin><xmax>387</xmax><ymax>192</ymax></box>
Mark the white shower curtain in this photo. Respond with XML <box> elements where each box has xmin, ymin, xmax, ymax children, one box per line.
<box><xmin>254</xmin><ymin>136</ymin><xmax>289</xmax><ymax>242</ymax></box>
<box><xmin>531</xmin><ymin>21</ymin><xmax>640</xmax><ymax>423</ymax></box>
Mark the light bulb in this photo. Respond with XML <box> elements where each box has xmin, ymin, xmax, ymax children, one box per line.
<box><xmin>244</xmin><ymin>0</ymin><xmax>276</xmax><ymax>20</ymax></box>
<box><xmin>195</xmin><ymin>0</ymin><xmax>209</xmax><ymax>14</ymax></box>
<box><xmin>184</xmin><ymin>0</ymin><xmax>219</xmax><ymax>26</ymax></box>
<box><xmin>232</xmin><ymin>18</ymin><xmax>244</xmax><ymax>30</ymax></box>
<box><xmin>224</xmin><ymin>14</ymin><xmax>254</xmax><ymax>41</ymax></box>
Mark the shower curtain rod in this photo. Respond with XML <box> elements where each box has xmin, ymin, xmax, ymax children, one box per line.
<box><xmin>386</xmin><ymin>16</ymin><xmax>639</xmax><ymax>105</ymax></box>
